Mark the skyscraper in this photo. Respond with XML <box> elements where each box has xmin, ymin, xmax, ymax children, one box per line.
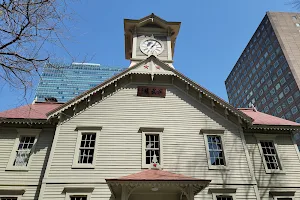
<box><xmin>226</xmin><ymin>12</ymin><xmax>300</xmax><ymax>123</ymax></box>
<box><xmin>35</xmin><ymin>63</ymin><xmax>125</xmax><ymax>102</ymax></box>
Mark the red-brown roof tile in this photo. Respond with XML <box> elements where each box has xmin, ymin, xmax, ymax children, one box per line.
<box><xmin>0</xmin><ymin>102</ymin><xmax>63</xmax><ymax>120</ymax></box>
<box><xmin>107</xmin><ymin>169</ymin><xmax>200</xmax><ymax>181</ymax></box>
<box><xmin>238</xmin><ymin>108</ymin><xmax>300</xmax><ymax>126</ymax></box>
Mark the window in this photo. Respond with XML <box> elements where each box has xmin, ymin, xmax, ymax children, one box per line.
<box><xmin>210</xmin><ymin>189</ymin><xmax>236</xmax><ymax>200</ymax></box>
<box><xmin>141</xmin><ymin>127</ymin><xmax>164</xmax><ymax>168</ymax></box>
<box><xmin>271</xmin><ymin>191</ymin><xmax>295</xmax><ymax>200</ymax></box>
<box><xmin>6</xmin><ymin>129</ymin><xmax>40</xmax><ymax>170</ymax></box>
<box><xmin>257</xmin><ymin>137</ymin><xmax>283</xmax><ymax>173</ymax></box>
<box><xmin>70</xmin><ymin>196</ymin><xmax>87</xmax><ymax>200</ymax></box>
<box><xmin>280</xmin><ymin>77</ymin><xmax>286</xmax><ymax>85</ymax></box>
<box><xmin>216</xmin><ymin>196</ymin><xmax>233</xmax><ymax>200</ymax></box>
<box><xmin>284</xmin><ymin>86</ymin><xmax>290</xmax><ymax>94</ymax></box>
<box><xmin>78</xmin><ymin>133</ymin><xmax>96</xmax><ymax>164</ymax></box>
<box><xmin>291</xmin><ymin>106</ymin><xmax>298</xmax><ymax>115</ymax></box>
<box><xmin>287</xmin><ymin>96</ymin><xmax>294</xmax><ymax>104</ymax></box>
<box><xmin>279</xmin><ymin>92</ymin><xmax>284</xmax><ymax>99</ymax></box>
<box><xmin>64</xmin><ymin>187</ymin><xmax>93</xmax><ymax>200</ymax></box>
<box><xmin>145</xmin><ymin>134</ymin><xmax>160</xmax><ymax>164</ymax></box>
<box><xmin>72</xmin><ymin>127</ymin><xmax>101</xmax><ymax>168</ymax></box>
<box><xmin>202</xmin><ymin>130</ymin><xmax>228</xmax><ymax>169</ymax></box>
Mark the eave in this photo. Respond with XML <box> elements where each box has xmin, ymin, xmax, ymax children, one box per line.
<box><xmin>245</xmin><ymin>124</ymin><xmax>300</xmax><ymax>131</ymax></box>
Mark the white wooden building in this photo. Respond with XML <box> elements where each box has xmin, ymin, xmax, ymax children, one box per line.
<box><xmin>1</xmin><ymin>14</ymin><xmax>300</xmax><ymax>200</ymax></box>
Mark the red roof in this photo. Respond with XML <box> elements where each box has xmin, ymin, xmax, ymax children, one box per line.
<box><xmin>239</xmin><ymin>108</ymin><xmax>300</xmax><ymax>126</ymax></box>
<box><xmin>0</xmin><ymin>102</ymin><xmax>63</xmax><ymax>120</ymax></box>
<box><xmin>107</xmin><ymin>169</ymin><xmax>200</xmax><ymax>181</ymax></box>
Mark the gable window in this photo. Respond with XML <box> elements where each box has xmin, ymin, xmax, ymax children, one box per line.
<box><xmin>207</xmin><ymin>136</ymin><xmax>225</xmax><ymax>166</ymax></box>
<box><xmin>6</xmin><ymin>129</ymin><xmax>40</xmax><ymax>170</ymax></box>
<box><xmin>260</xmin><ymin>141</ymin><xmax>281</xmax><ymax>170</ymax></box>
<box><xmin>202</xmin><ymin>129</ymin><xmax>228</xmax><ymax>169</ymax></box>
<box><xmin>78</xmin><ymin>133</ymin><xmax>96</xmax><ymax>164</ymax></box>
<box><xmin>141</xmin><ymin>127</ymin><xmax>164</xmax><ymax>168</ymax></box>
<box><xmin>145</xmin><ymin>134</ymin><xmax>160</xmax><ymax>165</ymax></box>
<box><xmin>256</xmin><ymin>135</ymin><xmax>283</xmax><ymax>173</ymax></box>
<box><xmin>72</xmin><ymin>127</ymin><xmax>101</xmax><ymax>168</ymax></box>
<box><xmin>14</xmin><ymin>136</ymin><xmax>35</xmax><ymax>166</ymax></box>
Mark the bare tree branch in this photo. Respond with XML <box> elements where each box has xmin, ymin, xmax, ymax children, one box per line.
<box><xmin>0</xmin><ymin>0</ymin><xmax>71</xmax><ymax>92</ymax></box>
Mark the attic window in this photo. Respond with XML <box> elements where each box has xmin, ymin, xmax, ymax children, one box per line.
<box><xmin>137</xmin><ymin>86</ymin><xmax>166</xmax><ymax>98</ymax></box>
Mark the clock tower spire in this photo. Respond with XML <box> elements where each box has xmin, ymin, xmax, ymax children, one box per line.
<box><xmin>124</xmin><ymin>13</ymin><xmax>181</xmax><ymax>68</ymax></box>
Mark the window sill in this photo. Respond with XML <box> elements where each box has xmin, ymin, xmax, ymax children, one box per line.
<box><xmin>208</xmin><ymin>165</ymin><xmax>229</xmax><ymax>170</ymax></box>
<box><xmin>265</xmin><ymin>169</ymin><xmax>285</xmax><ymax>174</ymax></box>
<box><xmin>6</xmin><ymin>166</ymin><xmax>29</xmax><ymax>171</ymax></box>
<box><xmin>72</xmin><ymin>164</ymin><xmax>95</xmax><ymax>169</ymax></box>
<box><xmin>142</xmin><ymin>164</ymin><xmax>163</xmax><ymax>169</ymax></box>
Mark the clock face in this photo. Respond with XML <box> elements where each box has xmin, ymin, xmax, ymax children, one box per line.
<box><xmin>140</xmin><ymin>39</ymin><xmax>163</xmax><ymax>55</ymax></box>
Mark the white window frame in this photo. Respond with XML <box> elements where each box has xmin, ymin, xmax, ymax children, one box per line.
<box><xmin>213</xmin><ymin>193</ymin><xmax>236</xmax><ymax>200</ymax></box>
<box><xmin>6</xmin><ymin>129</ymin><xmax>41</xmax><ymax>171</ymax></box>
<box><xmin>255</xmin><ymin>134</ymin><xmax>284</xmax><ymax>174</ymax></box>
<box><xmin>202</xmin><ymin>129</ymin><xmax>228</xmax><ymax>170</ymax></box>
<box><xmin>273</xmin><ymin>196</ymin><xmax>294</xmax><ymax>200</ymax></box>
<box><xmin>66</xmin><ymin>194</ymin><xmax>90</xmax><ymax>200</ymax></box>
<box><xmin>209</xmin><ymin>188</ymin><xmax>237</xmax><ymax>200</ymax></box>
<box><xmin>72</xmin><ymin>127</ymin><xmax>101</xmax><ymax>169</ymax></box>
<box><xmin>141</xmin><ymin>127</ymin><xmax>164</xmax><ymax>169</ymax></box>
<box><xmin>270</xmin><ymin>191</ymin><xmax>295</xmax><ymax>200</ymax></box>
<box><xmin>64</xmin><ymin>187</ymin><xmax>93</xmax><ymax>200</ymax></box>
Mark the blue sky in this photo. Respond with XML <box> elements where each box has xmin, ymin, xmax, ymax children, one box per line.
<box><xmin>0</xmin><ymin>0</ymin><xmax>298</xmax><ymax>111</ymax></box>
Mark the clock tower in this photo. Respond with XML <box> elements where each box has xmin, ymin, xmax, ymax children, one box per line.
<box><xmin>124</xmin><ymin>13</ymin><xmax>181</xmax><ymax>68</ymax></box>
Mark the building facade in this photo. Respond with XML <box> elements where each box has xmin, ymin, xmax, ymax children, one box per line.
<box><xmin>35</xmin><ymin>63</ymin><xmax>125</xmax><ymax>102</ymax></box>
<box><xmin>225</xmin><ymin>12</ymin><xmax>300</xmax><ymax>123</ymax></box>
<box><xmin>0</xmin><ymin>14</ymin><xmax>300</xmax><ymax>200</ymax></box>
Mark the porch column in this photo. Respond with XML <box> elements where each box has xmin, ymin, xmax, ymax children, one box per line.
<box><xmin>186</xmin><ymin>186</ymin><xmax>194</xmax><ymax>200</ymax></box>
<box><xmin>121</xmin><ymin>185</ymin><xmax>129</xmax><ymax>200</ymax></box>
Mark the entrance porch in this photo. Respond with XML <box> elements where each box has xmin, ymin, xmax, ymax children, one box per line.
<box><xmin>106</xmin><ymin>169</ymin><xmax>211</xmax><ymax>200</ymax></box>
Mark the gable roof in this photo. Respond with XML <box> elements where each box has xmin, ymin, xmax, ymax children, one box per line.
<box><xmin>106</xmin><ymin>169</ymin><xmax>203</xmax><ymax>181</ymax></box>
<box><xmin>0</xmin><ymin>102</ymin><xmax>63</xmax><ymax>124</ymax></box>
<box><xmin>46</xmin><ymin>56</ymin><xmax>253</xmax><ymax>124</ymax></box>
<box><xmin>239</xmin><ymin>108</ymin><xmax>300</xmax><ymax>126</ymax></box>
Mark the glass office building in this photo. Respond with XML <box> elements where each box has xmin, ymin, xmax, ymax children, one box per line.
<box><xmin>35</xmin><ymin>63</ymin><xmax>126</xmax><ymax>102</ymax></box>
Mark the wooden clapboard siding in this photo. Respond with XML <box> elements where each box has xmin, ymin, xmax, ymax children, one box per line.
<box><xmin>42</xmin><ymin>184</ymin><xmax>257</xmax><ymax>200</ymax></box>
<box><xmin>245</xmin><ymin>133</ymin><xmax>300</xmax><ymax>187</ymax></box>
<box><xmin>44</xmin><ymin>85</ymin><xmax>252</xmax><ymax>186</ymax></box>
<box><xmin>42</xmin><ymin>183</ymin><xmax>111</xmax><ymax>200</ymax></box>
<box><xmin>259</xmin><ymin>187</ymin><xmax>300</xmax><ymax>200</ymax></box>
<box><xmin>0</xmin><ymin>186</ymin><xmax>40</xmax><ymax>200</ymax></box>
<box><xmin>0</xmin><ymin>127</ymin><xmax>54</xmax><ymax>185</ymax></box>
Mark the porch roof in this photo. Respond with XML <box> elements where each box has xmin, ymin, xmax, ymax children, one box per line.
<box><xmin>106</xmin><ymin>169</ymin><xmax>211</xmax><ymax>199</ymax></box>
<box><xmin>106</xmin><ymin>169</ymin><xmax>205</xmax><ymax>181</ymax></box>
